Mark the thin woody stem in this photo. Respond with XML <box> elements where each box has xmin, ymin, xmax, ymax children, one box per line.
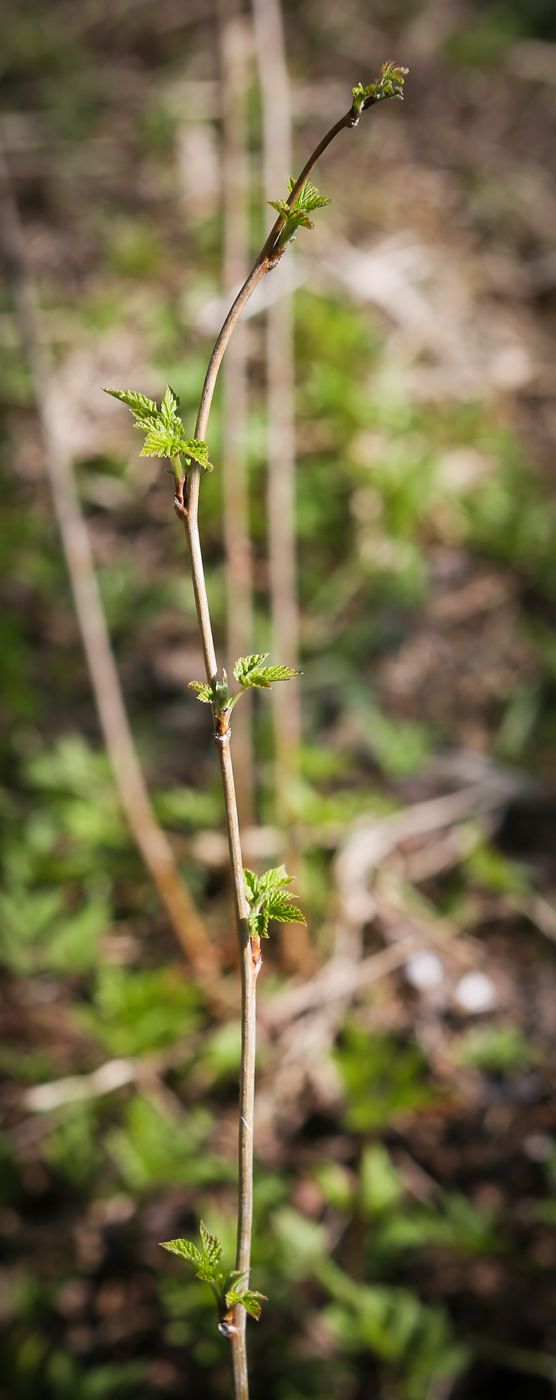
<box><xmin>179</xmin><ymin>92</ymin><xmax>383</xmax><ymax>1400</ymax></box>
<box><xmin>194</xmin><ymin>104</ymin><xmax>358</xmax><ymax>445</ymax></box>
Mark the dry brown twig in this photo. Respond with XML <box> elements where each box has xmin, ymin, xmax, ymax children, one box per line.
<box><xmin>252</xmin><ymin>0</ymin><xmax>301</xmax><ymax>820</ymax></box>
<box><xmin>254</xmin><ymin>761</ymin><xmax>533</xmax><ymax>1150</ymax></box>
<box><xmin>220</xmin><ymin>5</ymin><xmax>256</xmax><ymax>828</ymax></box>
<box><xmin>0</xmin><ymin>144</ymin><xmax>214</xmax><ymax>978</ymax></box>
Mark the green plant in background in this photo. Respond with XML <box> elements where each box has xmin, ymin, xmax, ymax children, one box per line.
<box><xmin>75</xmin><ymin>965</ymin><xmax>203</xmax><ymax>1057</ymax></box>
<box><xmin>107</xmin><ymin>61</ymin><xmax>408</xmax><ymax>1400</ymax></box>
<box><xmin>336</xmin><ymin>1025</ymin><xmax>435</xmax><ymax>1132</ymax></box>
<box><xmin>106</xmin><ymin>1095</ymin><xmax>226</xmax><ymax>1194</ymax></box>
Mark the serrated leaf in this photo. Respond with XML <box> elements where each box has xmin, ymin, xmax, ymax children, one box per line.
<box><xmin>245</xmin><ymin>672</ymin><xmax>272</xmax><ymax>689</ymax></box>
<box><xmin>103</xmin><ymin>386</ymin><xmax>214</xmax><ymax>469</ymax></box>
<box><xmin>225</xmin><ymin>1287</ymin><xmax>267</xmax><ymax>1319</ymax></box>
<box><xmin>258</xmin><ymin>865</ymin><xmax>293</xmax><ymax>895</ymax></box>
<box><xmin>196</xmin><ymin>1262</ymin><xmax>224</xmax><ymax>1286</ymax></box>
<box><xmin>188</xmin><ymin>681</ymin><xmax>213</xmax><ymax>704</ymax></box>
<box><xmin>161</xmin><ymin>384</ymin><xmax>180</xmax><ymax>420</ymax></box>
<box><xmin>200</xmin><ymin>1221</ymin><xmax>223</xmax><ymax>1270</ymax></box>
<box><xmin>160</xmin><ymin>1238</ymin><xmax>204</xmax><ymax>1270</ymax></box>
<box><xmin>352</xmin><ymin>60</ymin><xmax>408</xmax><ymax>113</ymax></box>
<box><xmin>243</xmin><ymin>869</ymin><xmax>260</xmax><ymax>902</ymax></box>
<box><xmin>287</xmin><ymin>177</ymin><xmax>331</xmax><ymax>212</ymax></box>
<box><xmin>268</xmin><ymin>202</ymin><xmax>314</xmax><ymax>232</ymax></box>
<box><xmin>161</xmin><ymin>1227</ymin><xmax>224</xmax><ymax>1288</ymax></box>
<box><xmin>244</xmin><ymin>864</ymin><xmax>305</xmax><ymax>938</ymax></box>
<box><xmin>265</xmin><ymin>891</ymin><xmax>306</xmax><ymax>925</ymax></box>
<box><xmin>234</xmin><ymin>654</ymin><xmax>300</xmax><ymax>691</ymax></box>
<box><xmin>140</xmin><ymin>424</ymin><xmax>184</xmax><ymax>458</ymax></box>
<box><xmin>234</xmin><ymin>654</ymin><xmax>270</xmax><ymax>686</ymax></box>
<box><xmin>182</xmin><ymin>438</ymin><xmax>214</xmax><ymax>472</ymax></box>
<box><xmin>240</xmin><ymin>1290</ymin><xmax>267</xmax><ymax>1319</ymax></box>
<box><xmin>103</xmin><ymin>387</ymin><xmax>158</xmax><ymax>422</ymax></box>
<box><xmin>268</xmin><ymin>198</ymin><xmax>294</xmax><ymax>221</ymax></box>
<box><xmin>248</xmin><ymin>907</ymin><xmax>270</xmax><ymax>939</ymax></box>
<box><xmin>258</xmin><ymin>665</ymin><xmax>300</xmax><ymax>684</ymax></box>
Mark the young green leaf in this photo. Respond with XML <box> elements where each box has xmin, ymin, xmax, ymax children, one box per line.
<box><xmin>352</xmin><ymin>60</ymin><xmax>409</xmax><ymax>117</ymax></box>
<box><xmin>103</xmin><ymin>386</ymin><xmax>213</xmax><ymax>469</ymax></box>
<box><xmin>233</xmin><ymin>654</ymin><xmax>270</xmax><ymax>686</ymax></box>
<box><xmin>243</xmin><ymin>866</ymin><xmax>306</xmax><ymax>939</ymax></box>
<box><xmin>258</xmin><ymin>864</ymin><xmax>294</xmax><ymax>894</ymax></box>
<box><xmin>188</xmin><ymin>681</ymin><xmax>213</xmax><ymax>704</ymax></box>
<box><xmin>240</xmin><ymin>1290</ymin><xmax>267</xmax><ymax>1319</ymax></box>
<box><xmin>267</xmin><ymin>199</ymin><xmax>315</xmax><ymax>231</ymax></box>
<box><xmin>200</xmin><ymin>1220</ymin><xmax>223</xmax><ymax>1272</ymax></box>
<box><xmin>160</xmin><ymin>1223</ymin><xmax>224</xmax><ymax>1288</ymax></box>
<box><xmin>243</xmin><ymin>869</ymin><xmax>260</xmax><ymax>903</ymax></box>
<box><xmin>233</xmin><ymin>654</ymin><xmax>301</xmax><ymax>691</ymax></box>
<box><xmin>161</xmin><ymin>383</ymin><xmax>181</xmax><ymax>417</ymax></box>
<box><xmin>264</xmin><ymin>891</ymin><xmax>306</xmax><ymax>925</ymax></box>
<box><xmin>259</xmin><ymin>664</ymin><xmax>300</xmax><ymax>684</ymax></box>
<box><xmin>104</xmin><ymin>387</ymin><xmax>158</xmax><ymax>422</ymax></box>
<box><xmin>140</xmin><ymin>422</ymin><xmax>185</xmax><ymax>459</ymax></box>
<box><xmin>160</xmin><ymin>1238</ymin><xmax>204</xmax><ymax>1270</ymax></box>
<box><xmin>182</xmin><ymin>438</ymin><xmax>213</xmax><ymax>472</ymax></box>
<box><xmin>268</xmin><ymin>177</ymin><xmax>331</xmax><ymax>246</ymax></box>
<box><xmin>287</xmin><ymin>176</ymin><xmax>331</xmax><ymax>212</ymax></box>
<box><xmin>188</xmin><ymin>673</ymin><xmax>231</xmax><ymax>714</ymax></box>
<box><xmin>225</xmin><ymin>1287</ymin><xmax>267</xmax><ymax>1320</ymax></box>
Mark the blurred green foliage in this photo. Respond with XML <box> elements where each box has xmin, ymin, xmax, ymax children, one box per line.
<box><xmin>336</xmin><ymin>1025</ymin><xmax>436</xmax><ymax>1131</ymax></box>
<box><xmin>1</xmin><ymin>2</ymin><xmax>556</xmax><ymax>1396</ymax></box>
<box><xmin>106</xmin><ymin>1095</ymin><xmax>227</xmax><ymax>1192</ymax></box>
<box><xmin>455</xmin><ymin>1023</ymin><xmax>542</xmax><ymax>1075</ymax></box>
<box><xmin>76</xmin><ymin>966</ymin><xmax>203</xmax><ymax>1057</ymax></box>
<box><xmin>318</xmin><ymin>1257</ymin><xmax>468</xmax><ymax>1400</ymax></box>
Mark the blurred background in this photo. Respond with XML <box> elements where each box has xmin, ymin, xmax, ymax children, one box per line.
<box><xmin>2</xmin><ymin>0</ymin><xmax>556</xmax><ymax>1396</ymax></box>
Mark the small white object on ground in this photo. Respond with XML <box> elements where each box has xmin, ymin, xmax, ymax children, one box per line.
<box><xmin>454</xmin><ymin>971</ymin><xmax>496</xmax><ymax>1013</ymax></box>
<box><xmin>404</xmin><ymin>951</ymin><xmax>444</xmax><ymax>991</ymax></box>
<box><xmin>523</xmin><ymin>1133</ymin><xmax>553</xmax><ymax>1163</ymax></box>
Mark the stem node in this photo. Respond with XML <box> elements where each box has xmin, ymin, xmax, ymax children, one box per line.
<box><xmin>173</xmin><ymin>475</ymin><xmax>189</xmax><ymax>521</ymax></box>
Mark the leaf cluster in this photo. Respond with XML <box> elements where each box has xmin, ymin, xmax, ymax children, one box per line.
<box><xmin>161</xmin><ymin>1224</ymin><xmax>266</xmax><ymax>1321</ymax></box>
<box><xmin>243</xmin><ymin>865</ymin><xmax>306</xmax><ymax>939</ymax></box>
<box><xmin>233</xmin><ymin>653</ymin><xmax>300</xmax><ymax>690</ymax></box>
<box><xmin>269</xmin><ymin>177</ymin><xmax>331</xmax><ymax>246</ymax></box>
<box><xmin>103</xmin><ymin>385</ymin><xmax>213</xmax><ymax>469</ymax></box>
<box><xmin>188</xmin><ymin>655</ymin><xmax>299</xmax><ymax>718</ymax></box>
<box><xmin>352</xmin><ymin>61</ymin><xmax>409</xmax><ymax>116</ymax></box>
<box><xmin>162</xmin><ymin>1221</ymin><xmax>224</xmax><ymax>1287</ymax></box>
<box><xmin>188</xmin><ymin>673</ymin><xmax>231</xmax><ymax>712</ymax></box>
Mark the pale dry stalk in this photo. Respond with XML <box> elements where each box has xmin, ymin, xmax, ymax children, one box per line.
<box><xmin>252</xmin><ymin>0</ymin><xmax>301</xmax><ymax>815</ymax></box>
<box><xmin>220</xmin><ymin>5</ymin><xmax>256</xmax><ymax>828</ymax></box>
